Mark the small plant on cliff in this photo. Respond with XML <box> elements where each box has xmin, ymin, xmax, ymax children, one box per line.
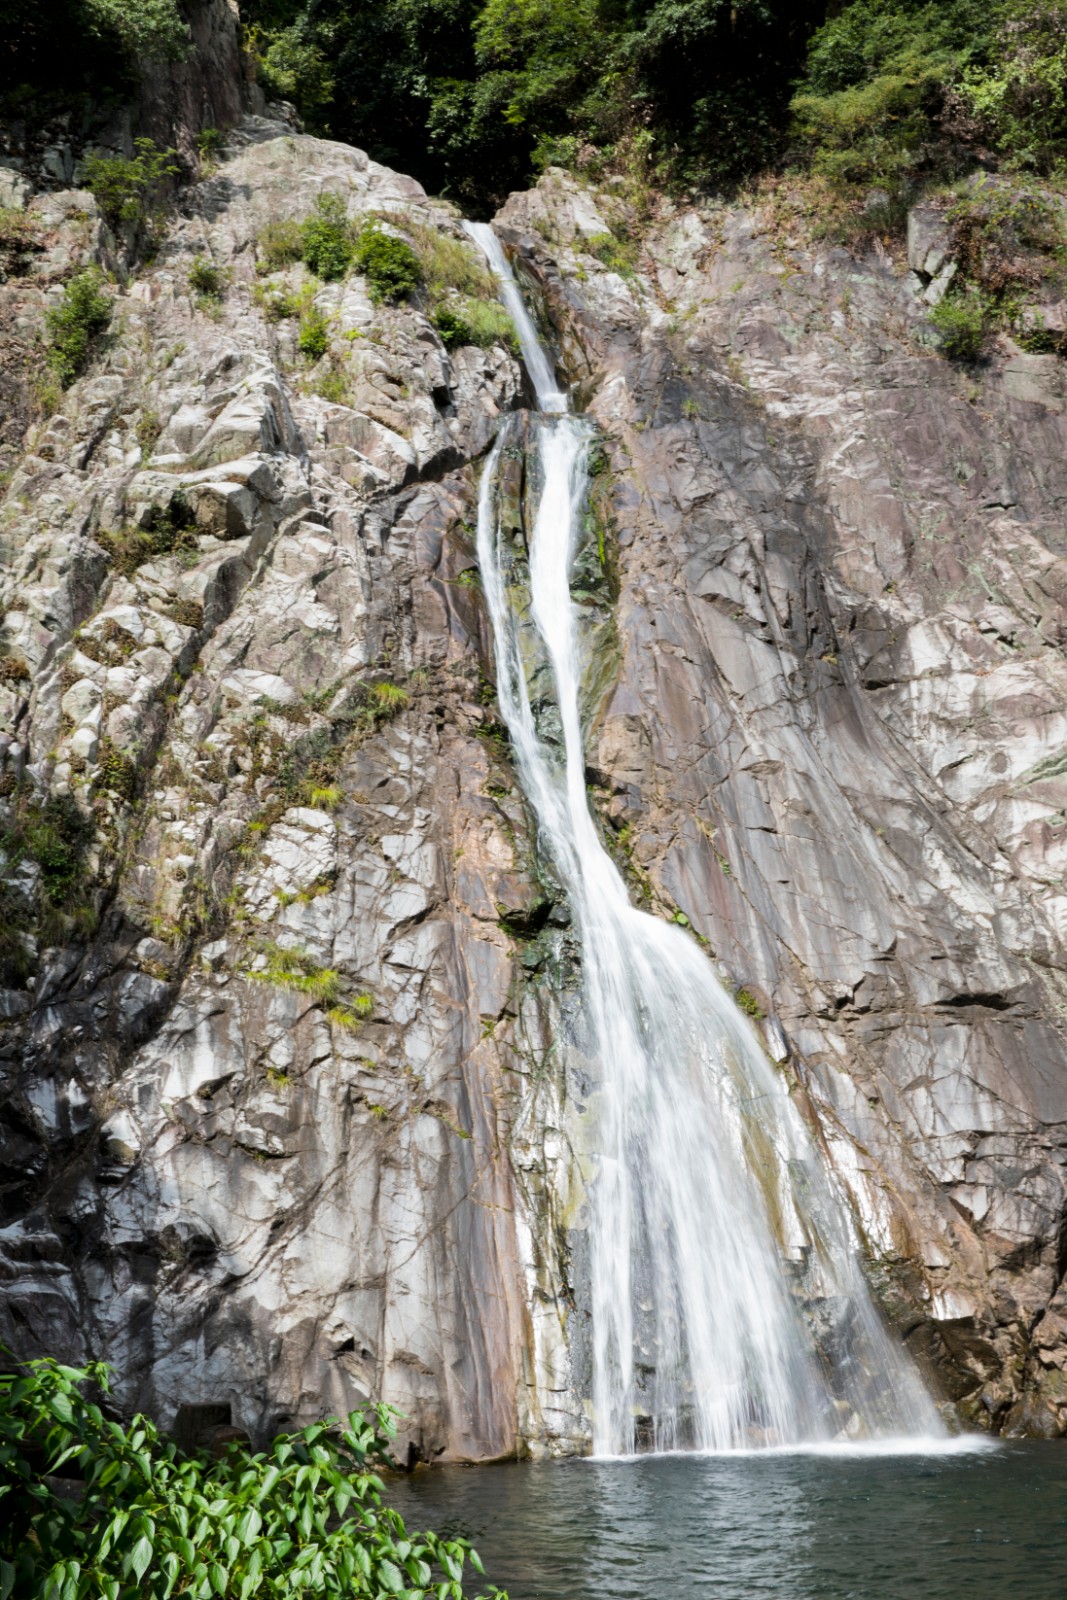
<box><xmin>188</xmin><ymin>255</ymin><xmax>226</xmax><ymax>302</ymax></box>
<box><xmin>353</xmin><ymin>222</ymin><xmax>421</xmax><ymax>303</ymax></box>
<box><xmin>301</xmin><ymin>192</ymin><xmax>354</xmax><ymax>280</ymax></box>
<box><xmin>298</xmin><ymin>305</ymin><xmax>331</xmax><ymax>359</ymax></box>
<box><xmin>245</xmin><ymin>940</ymin><xmax>344</xmax><ymax>1003</ymax></box>
<box><xmin>929</xmin><ymin>289</ymin><xmax>990</xmax><ymax>359</ymax></box>
<box><xmin>45</xmin><ymin>268</ymin><xmax>112</xmax><ymax>388</ymax></box>
<box><xmin>0</xmin><ymin>1347</ymin><xmax>504</xmax><ymax>1600</ymax></box>
<box><xmin>433</xmin><ymin>300</ymin><xmax>518</xmax><ymax>353</ymax></box>
<box><xmin>84</xmin><ymin>137</ymin><xmax>179</xmax><ymax>236</ymax></box>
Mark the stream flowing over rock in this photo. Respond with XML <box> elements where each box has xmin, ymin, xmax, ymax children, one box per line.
<box><xmin>2</xmin><ymin>81</ymin><xmax>1067</xmax><ymax>1449</ymax></box>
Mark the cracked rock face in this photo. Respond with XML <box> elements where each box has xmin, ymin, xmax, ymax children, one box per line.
<box><xmin>0</xmin><ymin>121</ymin><xmax>581</xmax><ymax>1462</ymax></box>
<box><xmin>3</xmin><ymin>120</ymin><xmax>1067</xmax><ymax>1455</ymax></box>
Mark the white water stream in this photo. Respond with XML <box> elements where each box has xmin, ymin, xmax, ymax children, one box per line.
<box><xmin>465</xmin><ymin>222</ymin><xmax>944</xmax><ymax>1456</ymax></box>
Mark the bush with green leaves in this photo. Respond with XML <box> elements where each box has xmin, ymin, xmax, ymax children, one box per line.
<box><xmin>929</xmin><ymin>288</ymin><xmax>990</xmax><ymax>358</ymax></box>
<box><xmin>0</xmin><ymin>791</ymin><xmax>96</xmax><ymax>977</ymax></box>
<box><xmin>45</xmin><ymin>269</ymin><xmax>112</xmax><ymax>388</ymax></box>
<box><xmin>0</xmin><ymin>1349</ymin><xmax>504</xmax><ymax>1600</ymax></box>
<box><xmin>188</xmin><ymin>257</ymin><xmax>226</xmax><ymax>301</ymax></box>
<box><xmin>84</xmin><ymin>138</ymin><xmax>180</xmax><ymax>235</ymax></box>
<box><xmin>254</xmin><ymin>23</ymin><xmax>336</xmax><ymax>113</ymax></box>
<box><xmin>790</xmin><ymin>0</ymin><xmax>996</xmax><ymax>194</ymax></box>
<box><xmin>301</xmin><ymin>194</ymin><xmax>355</xmax><ymax>280</ymax></box>
<box><xmin>433</xmin><ymin>300</ymin><xmax>517</xmax><ymax>352</ymax></box>
<box><xmin>352</xmin><ymin>223</ymin><xmax>421</xmax><ymax>303</ymax></box>
<box><xmin>298</xmin><ymin>306</ymin><xmax>331</xmax><ymax>359</ymax></box>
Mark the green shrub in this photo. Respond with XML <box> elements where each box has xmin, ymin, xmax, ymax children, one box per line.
<box><xmin>0</xmin><ymin>1348</ymin><xmax>503</xmax><ymax>1600</ymax></box>
<box><xmin>45</xmin><ymin>268</ymin><xmax>112</xmax><ymax>388</ymax></box>
<box><xmin>18</xmin><ymin>793</ymin><xmax>94</xmax><ymax>907</ymax></box>
<box><xmin>586</xmin><ymin>231</ymin><xmax>637</xmax><ymax>279</ymax></box>
<box><xmin>947</xmin><ymin>178</ymin><xmax>1065</xmax><ymax>293</ymax></box>
<box><xmin>96</xmin><ymin>737</ymin><xmax>137</xmax><ymax>799</ymax></box>
<box><xmin>188</xmin><ymin>255</ymin><xmax>225</xmax><ymax>300</ymax></box>
<box><xmin>257</xmin><ymin>218</ymin><xmax>304</xmax><ymax>272</ymax></box>
<box><xmin>929</xmin><ymin>289</ymin><xmax>990</xmax><ymax>358</ymax></box>
<box><xmin>406</xmin><ymin>222</ymin><xmax>493</xmax><ymax>298</ymax></box>
<box><xmin>433</xmin><ymin>299</ymin><xmax>518</xmax><ymax>352</ymax></box>
<box><xmin>352</xmin><ymin>222</ymin><xmax>421</xmax><ymax>303</ymax></box>
<box><xmin>257</xmin><ymin>283</ymin><xmax>304</xmax><ymax>320</ymax></box>
<box><xmin>298</xmin><ymin>306</ymin><xmax>330</xmax><ymax>359</ymax></box>
<box><xmin>301</xmin><ymin>192</ymin><xmax>354</xmax><ymax>280</ymax></box>
<box><xmin>368</xmin><ymin>681</ymin><xmax>410</xmax><ymax>717</ymax></box>
<box><xmin>84</xmin><ymin>136</ymin><xmax>179</xmax><ymax>234</ymax></box>
<box><xmin>311</xmin><ymin>364</ymin><xmax>349</xmax><ymax>403</ymax></box>
<box><xmin>735</xmin><ymin>986</ymin><xmax>764</xmax><ymax>1019</ymax></box>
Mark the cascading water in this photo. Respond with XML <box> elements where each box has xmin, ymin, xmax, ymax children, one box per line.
<box><xmin>465</xmin><ymin>222</ymin><xmax>944</xmax><ymax>1456</ymax></box>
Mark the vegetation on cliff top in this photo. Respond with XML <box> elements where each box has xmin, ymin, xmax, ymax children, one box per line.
<box><xmin>239</xmin><ymin>1</ymin><xmax>1067</xmax><ymax>213</ymax></box>
<box><xmin>1</xmin><ymin>1349</ymin><xmax>503</xmax><ymax>1600</ymax></box>
<box><xmin>6</xmin><ymin>2</ymin><xmax>1067</xmax><ymax>223</ymax></box>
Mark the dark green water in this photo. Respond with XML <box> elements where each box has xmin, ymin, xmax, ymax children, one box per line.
<box><xmin>390</xmin><ymin>1443</ymin><xmax>1067</xmax><ymax>1600</ymax></box>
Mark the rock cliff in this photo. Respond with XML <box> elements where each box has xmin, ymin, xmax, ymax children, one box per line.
<box><xmin>1</xmin><ymin>105</ymin><xmax>1066</xmax><ymax>1449</ymax></box>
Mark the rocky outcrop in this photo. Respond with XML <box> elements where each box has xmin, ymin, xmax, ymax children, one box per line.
<box><xmin>0</xmin><ymin>122</ymin><xmax>580</xmax><ymax>1461</ymax></box>
<box><xmin>496</xmin><ymin>168</ymin><xmax>1067</xmax><ymax>1436</ymax></box>
<box><xmin>3</xmin><ymin>115</ymin><xmax>1067</xmax><ymax>1451</ymax></box>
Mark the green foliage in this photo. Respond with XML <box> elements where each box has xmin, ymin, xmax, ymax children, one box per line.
<box><xmin>735</xmin><ymin>985</ymin><xmax>764</xmax><ymax>1019</ymax></box>
<box><xmin>196</xmin><ymin>126</ymin><xmax>225</xmax><ymax>158</ymax></box>
<box><xmin>0</xmin><ymin>789</ymin><xmax>95</xmax><ymax>976</ymax></box>
<box><xmin>792</xmin><ymin>0</ymin><xmax>994</xmax><ymax>192</ymax></box>
<box><xmin>83</xmin><ymin>0</ymin><xmax>190</xmax><ymax>60</ymax></box>
<box><xmin>328</xmin><ymin>995</ymin><xmax>375</xmax><ymax>1031</ymax></box>
<box><xmin>311</xmin><ymin>365</ymin><xmax>350</xmax><ymax>403</ymax></box>
<box><xmin>298</xmin><ymin>306</ymin><xmax>331</xmax><ymax>359</ymax></box>
<box><xmin>947</xmin><ymin>176</ymin><xmax>1066</xmax><ymax>291</ymax></box>
<box><xmin>952</xmin><ymin>3</ymin><xmax>1067</xmax><ymax>173</ymax></box>
<box><xmin>408</xmin><ymin>224</ymin><xmax>493</xmax><ymax>298</ymax></box>
<box><xmin>246</xmin><ymin>940</ymin><xmax>344</xmax><ymax>1003</ymax></box>
<box><xmin>301</xmin><ymin>193</ymin><xmax>355</xmax><ymax>280</ymax></box>
<box><xmin>96</xmin><ymin>737</ymin><xmax>138</xmax><ymax>800</ymax></box>
<box><xmin>239</xmin><ymin>0</ymin><xmax>826</xmax><ymax>210</ymax></box>
<box><xmin>84</xmin><ymin>137</ymin><xmax>180</xmax><ymax>235</ymax></box>
<box><xmin>433</xmin><ymin>299</ymin><xmax>518</xmax><ymax>350</ymax></box>
<box><xmin>585</xmin><ymin>231</ymin><xmax>637</xmax><ymax>279</ymax></box>
<box><xmin>928</xmin><ymin>287</ymin><xmax>991</xmax><ymax>357</ymax></box>
<box><xmin>188</xmin><ymin>256</ymin><xmax>226</xmax><ymax>300</ymax></box>
<box><xmin>45</xmin><ymin>268</ymin><xmax>112</xmax><ymax>388</ymax></box>
<box><xmin>352</xmin><ymin>223</ymin><xmax>422</xmax><ymax>302</ymax></box>
<box><xmin>0</xmin><ymin>1349</ymin><xmax>503</xmax><ymax>1600</ymax></box>
<box><xmin>257</xmin><ymin>218</ymin><xmax>305</xmax><ymax>272</ymax></box>
<box><xmin>254</xmin><ymin>24</ymin><xmax>336</xmax><ymax>112</ymax></box>
<box><xmin>13</xmin><ymin>794</ymin><xmax>94</xmax><ymax>908</ymax></box>
<box><xmin>97</xmin><ymin>498</ymin><xmax>199</xmax><ymax>576</ymax></box>
<box><xmin>368</xmin><ymin>681</ymin><xmax>411</xmax><ymax>716</ymax></box>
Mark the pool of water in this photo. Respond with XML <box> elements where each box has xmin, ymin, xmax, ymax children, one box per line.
<box><xmin>389</xmin><ymin>1441</ymin><xmax>1067</xmax><ymax>1600</ymax></box>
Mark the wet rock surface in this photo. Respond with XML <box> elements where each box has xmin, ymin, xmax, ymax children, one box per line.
<box><xmin>497</xmin><ymin>169</ymin><xmax>1067</xmax><ymax>1436</ymax></box>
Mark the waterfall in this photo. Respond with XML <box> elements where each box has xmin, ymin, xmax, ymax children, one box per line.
<box><xmin>464</xmin><ymin>222</ymin><xmax>944</xmax><ymax>1456</ymax></box>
